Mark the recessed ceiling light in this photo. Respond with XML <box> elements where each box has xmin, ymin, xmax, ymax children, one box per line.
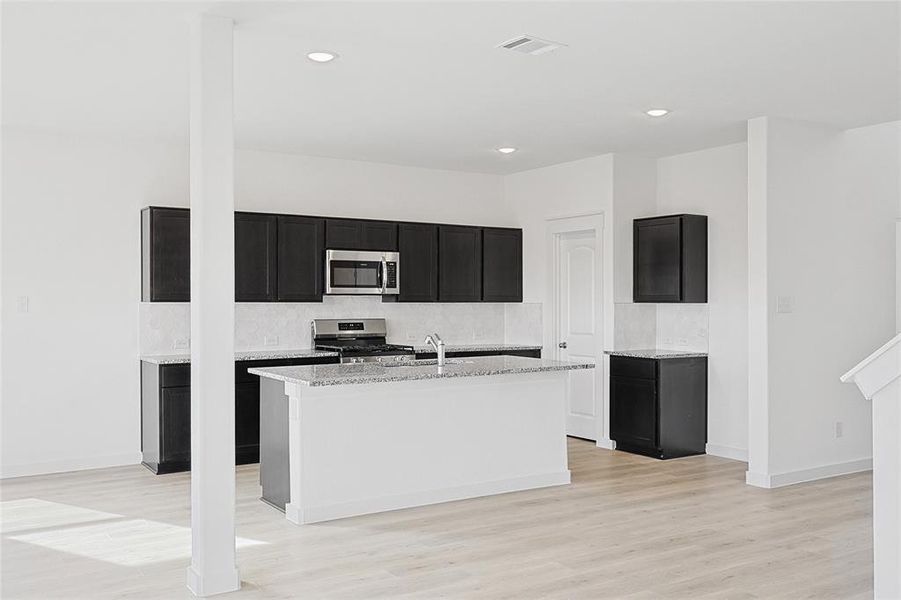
<box><xmin>646</xmin><ymin>108</ymin><xmax>670</xmax><ymax>117</ymax></box>
<box><xmin>307</xmin><ymin>51</ymin><xmax>337</xmax><ymax>63</ymax></box>
<box><xmin>496</xmin><ymin>147</ymin><xmax>517</xmax><ymax>154</ymax></box>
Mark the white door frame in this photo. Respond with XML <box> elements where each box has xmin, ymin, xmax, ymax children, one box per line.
<box><xmin>545</xmin><ymin>212</ymin><xmax>615</xmax><ymax>448</ymax></box>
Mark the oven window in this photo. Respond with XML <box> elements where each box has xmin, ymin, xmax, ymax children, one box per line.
<box><xmin>330</xmin><ymin>261</ymin><xmax>380</xmax><ymax>288</ymax></box>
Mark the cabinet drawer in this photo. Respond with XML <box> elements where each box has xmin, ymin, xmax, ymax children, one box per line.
<box><xmin>609</xmin><ymin>356</ymin><xmax>656</xmax><ymax>380</ymax></box>
<box><xmin>160</xmin><ymin>364</ymin><xmax>191</xmax><ymax>388</ymax></box>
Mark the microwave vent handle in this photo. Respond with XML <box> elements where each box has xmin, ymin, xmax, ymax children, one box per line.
<box><xmin>381</xmin><ymin>256</ymin><xmax>388</xmax><ymax>294</ymax></box>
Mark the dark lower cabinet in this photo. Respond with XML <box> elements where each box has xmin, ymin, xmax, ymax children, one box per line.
<box><xmin>235</xmin><ymin>212</ymin><xmax>278</xmax><ymax>302</ymax></box>
<box><xmin>438</xmin><ymin>225</ymin><xmax>482</xmax><ymax>302</ymax></box>
<box><xmin>610</xmin><ymin>355</ymin><xmax>707</xmax><ymax>460</ymax></box>
<box><xmin>482</xmin><ymin>228</ymin><xmax>522</xmax><ymax>302</ymax></box>
<box><xmin>395</xmin><ymin>223</ymin><xmax>438</xmax><ymax>302</ymax></box>
<box><xmin>141</xmin><ymin>355</ymin><xmax>339</xmax><ymax>474</ymax></box>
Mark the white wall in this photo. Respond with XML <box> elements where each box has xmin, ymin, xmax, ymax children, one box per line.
<box><xmin>656</xmin><ymin>142</ymin><xmax>749</xmax><ymax>461</ymax></box>
<box><xmin>747</xmin><ymin>117</ymin><xmax>899</xmax><ymax>487</ymax></box>
<box><xmin>1</xmin><ymin>129</ymin><xmax>508</xmax><ymax>478</ymax></box>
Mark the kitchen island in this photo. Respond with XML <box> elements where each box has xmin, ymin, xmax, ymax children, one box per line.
<box><xmin>249</xmin><ymin>356</ymin><xmax>594</xmax><ymax>524</ymax></box>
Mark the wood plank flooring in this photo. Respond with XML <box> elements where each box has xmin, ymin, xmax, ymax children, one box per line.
<box><xmin>1</xmin><ymin>439</ymin><xmax>872</xmax><ymax>599</ymax></box>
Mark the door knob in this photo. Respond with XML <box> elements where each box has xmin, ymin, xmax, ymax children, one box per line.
<box><xmin>558</xmin><ymin>342</ymin><xmax>567</xmax><ymax>349</ymax></box>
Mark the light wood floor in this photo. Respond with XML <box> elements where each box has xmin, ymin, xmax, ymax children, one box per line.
<box><xmin>1</xmin><ymin>439</ymin><xmax>872</xmax><ymax>599</ymax></box>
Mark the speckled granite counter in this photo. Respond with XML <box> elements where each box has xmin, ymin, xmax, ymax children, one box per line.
<box><xmin>413</xmin><ymin>343</ymin><xmax>542</xmax><ymax>354</ymax></box>
<box><xmin>140</xmin><ymin>348</ymin><xmax>339</xmax><ymax>365</ymax></box>
<box><xmin>250</xmin><ymin>355</ymin><xmax>592</xmax><ymax>387</ymax></box>
<box><xmin>604</xmin><ymin>349</ymin><xmax>708</xmax><ymax>360</ymax></box>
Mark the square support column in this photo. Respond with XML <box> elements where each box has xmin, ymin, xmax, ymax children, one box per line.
<box><xmin>186</xmin><ymin>13</ymin><xmax>240</xmax><ymax>597</ymax></box>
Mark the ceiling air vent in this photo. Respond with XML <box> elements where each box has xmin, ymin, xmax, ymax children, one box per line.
<box><xmin>497</xmin><ymin>35</ymin><xmax>566</xmax><ymax>55</ymax></box>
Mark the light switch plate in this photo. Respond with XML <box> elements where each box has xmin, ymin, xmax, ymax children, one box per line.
<box><xmin>16</xmin><ymin>296</ymin><xmax>29</xmax><ymax>313</ymax></box>
<box><xmin>776</xmin><ymin>296</ymin><xmax>794</xmax><ymax>314</ymax></box>
<box><xmin>174</xmin><ymin>338</ymin><xmax>190</xmax><ymax>350</ymax></box>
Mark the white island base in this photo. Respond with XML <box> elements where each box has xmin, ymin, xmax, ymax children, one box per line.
<box><xmin>257</xmin><ymin>370</ymin><xmax>571</xmax><ymax>525</ymax></box>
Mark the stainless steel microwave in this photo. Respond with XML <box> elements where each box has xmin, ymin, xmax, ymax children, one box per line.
<box><xmin>325</xmin><ymin>250</ymin><xmax>399</xmax><ymax>295</ymax></box>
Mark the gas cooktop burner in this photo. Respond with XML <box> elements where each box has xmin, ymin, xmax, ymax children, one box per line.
<box><xmin>315</xmin><ymin>343</ymin><xmax>414</xmax><ymax>354</ymax></box>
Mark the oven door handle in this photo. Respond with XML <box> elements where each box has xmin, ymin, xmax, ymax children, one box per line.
<box><xmin>380</xmin><ymin>256</ymin><xmax>388</xmax><ymax>294</ymax></box>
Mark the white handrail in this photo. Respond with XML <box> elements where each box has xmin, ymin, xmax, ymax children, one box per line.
<box><xmin>840</xmin><ymin>332</ymin><xmax>901</xmax><ymax>400</ymax></box>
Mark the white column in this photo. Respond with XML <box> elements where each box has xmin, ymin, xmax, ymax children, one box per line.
<box><xmin>186</xmin><ymin>13</ymin><xmax>240</xmax><ymax>597</ymax></box>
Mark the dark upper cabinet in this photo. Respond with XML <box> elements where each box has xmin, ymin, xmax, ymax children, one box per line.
<box><xmin>438</xmin><ymin>225</ymin><xmax>482</xmax><ymax>302</ymax></box>
<box><xmin>609</xmin><ymin>355</ymin><xmax>707</xmax><ymax>460</ymax></box>
<box><xmin>633</xmin><ymin>214</ymin><xmax>707</xmax><ymax>303</ymax></box>
<box><xmin>235</xmin><ymin>213</ymin><xmax>277</xmax><ymax>302</ymax></box>
<box><xmin>326</xmin><ymin>218</ymin><xmax>398</xmax><ymax>251</ymax></box>
<box><xmin>396</xmin><ymin>223</ymin><xmax>438</xmax><ymax>302</ymax></box>
<box><xmin>482</xmin><ymin>228</ymin><xmax>523</xmax><ymax>302</ymax></box>
<box><xmin>277</xmin><ymin>216</ymin><xmax>325</xmax><ymax>302</ymax></box>
<box><xmin>142</xmin><ymin>207</ymin><xmax>190</xmax><ymax>302</ymax></box>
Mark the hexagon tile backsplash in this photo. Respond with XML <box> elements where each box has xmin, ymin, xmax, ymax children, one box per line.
<box><xmin>139</xmin><ymin>297</ymin><xmax>543</xmax><ymax>355</ymax></box>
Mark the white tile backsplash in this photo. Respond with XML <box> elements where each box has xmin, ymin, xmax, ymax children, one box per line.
<box><xmin>656</xmin><ymin>304</ymin><xmax>709</xmax><ymax>352</ymax></box>
<box><xmin>139</xmin><ymin>297</ymin><xmax>531</xmax><ymax>355</ymax></box>
<box><xmin>614</xmin><ymin>303</ymin><xmax>657</xmax><ymax>349</ymax></box>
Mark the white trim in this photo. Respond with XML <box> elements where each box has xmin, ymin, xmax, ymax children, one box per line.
<box><xmin>286</xmin><ymin>470</ymin><xmax>571</xmax><ymax>525</ymax></box>
<box><xmin>705</xmin><ymin>443</ymin><xmax>748</xmax><ymax>462</ymax></box>
<box><xmin>745</xmin><ymin>458</ymin><xmax>872</xmax><ymax>489</ymax></box>
<box><xmin>0</xmin><ymin>452</ymin><xmax>142</xmax><ymax>479</ymax></box>
<box><xmin>545</xmin><ymin>213</ymin><xmax>609</xmax><ymax>443</ymax></box>
<box><xmin>595</xmin><ymin>438</ymin><xmax>615</xmax><ymax>450</ymax></box>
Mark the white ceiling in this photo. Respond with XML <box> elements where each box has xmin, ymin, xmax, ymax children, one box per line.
<box><xmin>3</xmin><ymin>1</ymin><xmax>899</xmax><ymax>174</ymax></box>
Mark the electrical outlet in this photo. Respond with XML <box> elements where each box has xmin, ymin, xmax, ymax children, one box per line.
<box><xmin>174</xmin><ymin>338</ymin><xmax>190</xmax><ymax>350</ymax></box>
<box><xmin>776</xmin><ymin>296</ymin><xmax>794</xmax><ymax>314</ymax></box>
<box><xmin>406</xmin><ymin>333</ymin><xmax>418</xmax><ymax>342</ymax></box>
<box><xmin>834</xmin><ymin>421</ymin><xmax>844</xmax><ymax>439</ymax></box>
<box><xmin>678</xmin><ymin>338</ymin><xmax>688</xmax><ymax>347</ymax></box>
<box><xmin>264</xmin><ymin>335</ymin><xmax>279</xmax><ymax>347</ymax></box>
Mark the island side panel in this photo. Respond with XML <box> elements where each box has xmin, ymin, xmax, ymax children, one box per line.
<box><xmin>259</xmin><ymin>377</ymin><xmax>290</xmax><ymax>511</ymax></box>
<box><xmin>285</xmin><ymin>371</ymin><xmax>570</xmax><ymax>525</ymax></box>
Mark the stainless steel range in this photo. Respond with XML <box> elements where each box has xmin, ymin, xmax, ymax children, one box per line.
<box><xmin>312</xmin><ymin>318</ymin><xmax>414</xmax><ymax>364</ymax></box>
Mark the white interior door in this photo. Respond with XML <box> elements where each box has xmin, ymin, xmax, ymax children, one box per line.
<box><xmin>557</xmin><ymin>230</ymin><xmax>599</xmax><ymax>440</ymax></box>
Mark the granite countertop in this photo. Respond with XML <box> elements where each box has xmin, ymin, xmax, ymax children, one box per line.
<box><xmin>412</xmin><ymin>343</ymin><xmax>542</xmax><ymax>353</ymax></box>
<box><xmin>140</xmin><ymin>348</ymin><xmax>339</xmax><ymax>365</ymax></box>
<box><xmin>249</xmin><ymin>355</ymin><xmax>594</xmax><ymax>387</ymax></box>
<box><xmin>604</xmin><ymin>349</ymin><xmax>708</xmax><ymax>360</ymax></box>
<box><xmin>140</xmin><ymin>344</ymin><xmax>543</xmax><ymax>365</ymax></box>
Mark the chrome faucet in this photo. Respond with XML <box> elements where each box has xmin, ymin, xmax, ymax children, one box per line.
<box><xmin>424</xmin><ymin>333</ymin><xmax>446</xmax><ymax>367</ymax></box>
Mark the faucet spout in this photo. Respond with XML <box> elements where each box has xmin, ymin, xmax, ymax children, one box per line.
<box><xmin>424</xmin><ymin>333</ymin><xmax>446</xmax><ymax>367</ymax></box>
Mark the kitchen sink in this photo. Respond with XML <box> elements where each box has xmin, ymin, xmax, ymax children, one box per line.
<box><xmin>381</xmin><ymin>359</ymin><xmax>471</xmax><ymax>368</ymax></box>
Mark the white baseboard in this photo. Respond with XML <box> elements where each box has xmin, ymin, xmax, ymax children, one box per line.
<box><xmin>595</xmin><ymin>438</ymin><xmax>615</xmax><ymax>450</ymax></box>
<box><xmin>287</xmin><ymin>470</ymin><xmax>572</xmax><ymax>525</ymax></box>
<box><xmin>746</xmin><ymin>457</ymin><xmax>873</xmax><ymax>489</ymax></box>
<box><xmin>1</xmin><ymin>452</ymin><xmax>143</xmax><ymax>479</ymax></box>
<box><xmin>705</xmin><ymin>443</ymin><xmax>748</xmax><ymax>462</ymax></box>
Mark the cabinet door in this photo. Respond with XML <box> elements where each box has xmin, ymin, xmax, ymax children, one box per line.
<box><xmin>235</xmin><ymin>381</ymin><xmax>260</xmax><ymax>463</ymax></box>
<box><xmin>327</xmin><ymin>219</ymin><xmax>397</xmax><ymax>251</ymax></box>
<box><xmin>235</xmin><ymin>213</ymin><xmax>277</xmax><ymax>302</ymax></box>
<box><xmin>438</xmin><ymin>225</ymin><xmax>482</xmax><ymax>302</ymax></box>
<box><xmin>482</xmin><ymin>228</ymin><xmax>522</xmax><ymax>302</ymax></box>
<box><xmin>326</xmin><ymin>219</ymin><xmax>363</xmax><ymax>249</ymax></box>
<box><xmin>145</xmin><ymin>208</ymin><xmax>190</xmax><ymax>302</ymax></box>
<box><xmin>160</xmin><ymin>387</ymin><xmax>191</xmax><ymax>463</ymax></box>
<box><xmin>277</xmin><ymin>216</ymin><xmax>324</xmax><ymax>302</ymax></box>
<box><xmin>362</xmin><ymin>221</ymin><xmax>398</xmax><ymax>251</ymax></box>
<box><xmin>633</xmin><ymin>216</ymin><xmax>682</xmax><ymax>302</ymax></box>
<box><xmin>397</xmin><ymin>223</ymin><xmax>438</xmax><ymax>302</ymax></box>
<box><xmin>610</xmin><ymin>376</ymin><xmax>658</xmax><ymax>449</ymax></box>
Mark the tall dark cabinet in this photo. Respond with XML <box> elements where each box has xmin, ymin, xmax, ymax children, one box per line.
<box><xmin>141</xmin><ymin>207</ymin><xmax>190</xmax><ymax>302</ymax></box>
<box><xmin>235</xmin><ymin>212</ymin><xmax>278</xmax><ymax>302</ymax></box>
<box><xmin>277</xmin><ymin>216</ymin><xmax>325</xmax><ymax>302</ymax></box>
<box><xmin>633</xmin><ymin>214</ymin><xmax>707</xmax><ymax>303</ymax></box>
<box><xmin>482</xmin><ymin>228</ymin><xmax>523</xmax><ymax>302</ymax></box>
<box><xmin>438</xmin><ymin>225</ymin><xmax>482</xmax><ymax>302</ymax></box>
<box><xmin>396</xmin><ymin>223</ymin><xmax>439</xmax><ymax>302</ymax></box>
<box><xmin>610</xmin><ymin>355</ymin><xmax>708</xmax><ymax>459</ymax></box>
